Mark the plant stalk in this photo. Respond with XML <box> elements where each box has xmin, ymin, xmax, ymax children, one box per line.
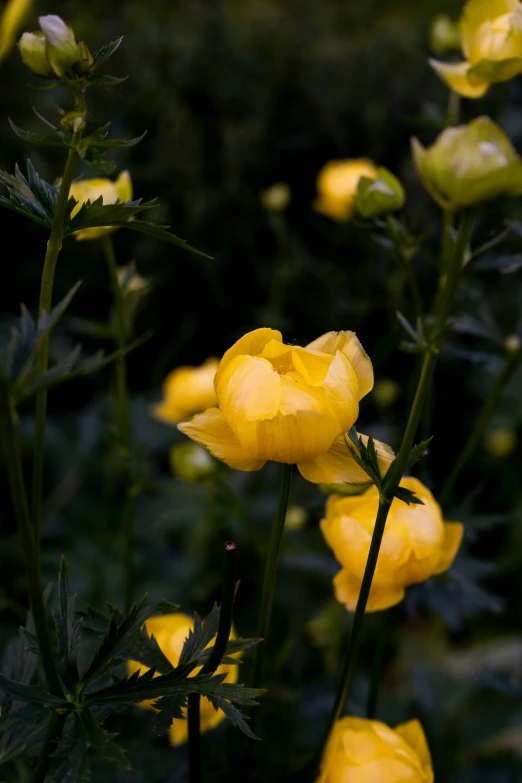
<box><xmin>29</xmin><ymin>711</ymin><xmax>67</xmax><ymax>783</ymax></box>
<box><xmin>188</xmin><ymin>542</ymin><xmax>237</xmax><ymax>783</ymax></box>
<box><xmin>32</xmin><ymin>143</ymin><xmax>79</xmax><ymax>552</ymax></box>
<box><xmin>318</xmin><ymin>210</ymin><xmax>474</xmax><ymax>759</ymax></box>
<box><xmin>439</xmin><ymin>339</ymin><xmax>522</xmax><ymax>509</ymax></box>
<box><xmin>251</xmin><ymin>463</ymin><xmax>293</xmax><ymax>689</ymax></box>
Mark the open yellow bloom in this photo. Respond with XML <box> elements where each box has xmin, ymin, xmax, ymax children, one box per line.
<box><xmin>321</xmin><ymin>477</ymin><xmax>463</xmax><ymax>612</ymax></box>
<box><xmin>177</xmin><ymin>328</ymin><xmax>394</xmax><ymax>485</ymax></box>
<box><xmin>430</xmin><ymin>0</ymin><xmax>522</xmax><ymax>98</ymax></box>
<box><xmin>318</xmin><ymin>717</ymin><xmax>434</xmax><ymax>783</ymax></box>
<box><xmin>0</xmin><ymin>0</ymin><xmax>31</xmax><ymax>62</ymax></box>
<box><xmin>127</xmin><ymin>613</ymin><xmax>238</xmax><ymax>746</ymax></box>
<box><xmin>315</xmin><ymin>160</ymin><xmax>379</xmax><ymax>221</ymax></box>
<box><xmin>69</xmin><ymin>171</ymin><xmax>132</xmax><ymax>241</ymax></box>
<box><xmin>152</xmin><ymin>358</ymin><xmax>219</xmax><ymax>425</ymax></box>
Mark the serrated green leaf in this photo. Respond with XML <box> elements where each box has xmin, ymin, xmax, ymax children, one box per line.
<box><xmin>9</xmin><ymin>118</ymin><xmax>68</xmax><ymax>148</ymax></box>
<box><xmin>66</xmin><ymin>198</ymin><xmax>157</xmax><ymax>233</ymax></box>
<box><xmin>92</xmin><ymin>37</ymin><xmax>124</xmax><ymax>69</ymax></box>
<box><xmin>405</xmin><ymin>437</ymin><xmax>433</xmax><ymax>472</ymax></box>
<box><xmin>207</xmin><ymin>695</ymin><xmax>259</xmax><ymax>740</ymax></box>
<box><xmin>0</xmin><ymin>673</ymin><xmax>69</xmax><ymax>708</ymax></box>
<box><xmin>81</xmin><ymin>130</ymin><xmax>146</xmax><ymax>150</ymax></box>
<box><xmin>108</xmin><ymin>219</ymin><xmax>213</xmax><ymax>259</ymax></box>
<box><xmin>86</xmin><ymin>73</ymin><xmax>129</xmax><ymax>87</ymax></box>
<box><xmin>393</xmin><ymin>486</ymin><xmax>424</xmax><ymax>505</ymax></box>
<box><xmin>178</xmin><ymin>605</ymin><xmax>220</xmax><ymax>667</ymax></box>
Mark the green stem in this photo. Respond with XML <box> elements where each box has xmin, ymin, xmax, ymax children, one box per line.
<box><xmin>0</xmin><ymin>382</ymin><xmax>63</xmax><ymax>698</ymax></box>
<box><xmin>439</xmin><ymin>340</ymin><xmax>522</xmax><ymax>509</ymax></box>
<box><xmin>251</xmin><ymin>463</ymin><xmax>293</xmax><ymax>689</ymax></box>
<box><xmin>446</xmin><ymin>90</ymin><xmax>461</xmax><ymax>127</ymax></box>
<box><xmin>188</xmin><ymin>542</ymin><xmax>237</xmax><ymax>783</ymax></box>
<box><xmin>366</xmin><ymin>612</ymin><xmax>390</xmax><ymax>720</ymax></box>
<box><xmin>29</xmin><ymin>711</ymin><xmax>67</xmax><ymax>783</ymax></box>
<box><xmin>102</xmin><ymin>234</ymin><xmax>134</xmax><ymax>611</ymax></box>
<box><xmin>32</xmin><ymin>143</ymin><xmax>80</xmax><ymax>551</ymax></box>
<box><xmin>318</xmin><ymin>210</ymin><xmax>474</xmax><ymax>759</ymax></box>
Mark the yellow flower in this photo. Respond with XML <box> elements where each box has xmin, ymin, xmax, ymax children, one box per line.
<box><xmin>411</xmin><ymin>116</ymin><xmax>522</xmax><ymax>210</ymax></box>
<box><xmin>0</xmin><ymin>0</ymin><xmax>31</xmax><ymax>62</ymax></box>
<box><xmin>486</xmin><ymin>426</ymin><xmax>517</xmax><ymax>456</ymax></box>
<box><xmin>318</xmin><ymin>716</ymin><xmax>434</xmax><ymax>783</ymax></box>
<box><xmin>430</xmin><ymin>0</ymin><xmax>522</xmax><ymax>98</ymax></box>
<box><xmin>178</xmin><ymin>328</ymin><xmax>394</xmax><ymax>485</ymax></box>
<box><xmin>260</xmin><ymin>182</ymin><xmax>291</xmax><ymax>213</ymax></box>
<box><xmin>127</xmin><ymin>613</ymin><xmax>238</xmax><ymax>746</ymax></box>
<box><xmin>321</xmin><ymin>477</ymin><xmax>463</xmax><ymax>612</ymax></box>
<box><xmin>430</xmin><ymin>14</ymin><xmax>462</xmax><ymax>54</ymax></box>
<box><xmin>152</xmin><ymin>358</ymin><xmax>219</xmax><ymax>425</ymax></box>
<box><xmin>69</xmin><ymin>171</ymin><xmax>133</xmax><ymax>241</ymax></box>
<box><xmin>315</xmin><ymin>160</ymin><xmax>379</xmax><ymax>222</ymax></box>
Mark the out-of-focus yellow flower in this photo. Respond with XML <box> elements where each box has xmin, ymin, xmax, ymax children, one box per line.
<box><xmin>260</xmin><ymin>182</ymin><xmax>291</xmax><ymax>213</ymax></box>
<box><xmin>412</xmin><ymin>116</ymin><xmax>522</xmax><ymax>210</ymax></box>
<box><xmin>321</xmin><ymin>477</ymin><xmax>463</xmax><ymax>612</ymax></box>
<box><xmin>170</xmin><ymin>442</ymin><xmax>216</xmax><ymax>483</ymax></box>
<box><xmin>430</xmin><ymin>0</ymin><xmax>522</xmax><ymax>98</ymax></box>
<box><xmin>354</xmin><ymin>167</ymin><xmax>405</xmax><ymax>219</ymax></box>
<box><xmin>178</xmin><ymin>328</ymin><xmax>394</xmax><ymax>485</ymax></box>
<box><xmin>315</xmin><ymin>160</ymin><xmax>379</xmax><ymax>221</ymax></box>
<box><xmin>373</xmin><ymin>378</ymin><xmax>401</xmax><ymax>407</ymax></box>
<box><xmin>285</xmin><ymin>505</ymin><xmax>308</xmax><ymax>530</ymax></box>
<box><xmin>505</xmin><ymin>333</ymin><xmax>522</xmax><ymax>351</ymax></box>
<box><xmin>127</xmin><ymin>613</ymin><xmax>238</xmax><ymax>746</ymax></box>
<box><xmin>0</xmin><ymin>0</ymin><xmax>31</xmax><ymax>62</ymax></box>
<box><xmin>68</xmin><ymin>171</ymin><xmax>133</xmax><ymax>241</ymax></box>
<box><xmin>152</xmin><ymin>358</ymin><xmax>219</xmax><ymax>425</ymax></box>
<box><xmin>486</xmin><ymin>426</ymin><xmax>518</xmax><ymax>456</ymax></box>
<box><xmin>318</xmin><ymin>716</ymin><xmax>434</xmax><ymax>783</ymax></box>
<box><xmin>430</xmin><ymin>14</ymin><xmax>462</xmax><ymax>54</ymax></box>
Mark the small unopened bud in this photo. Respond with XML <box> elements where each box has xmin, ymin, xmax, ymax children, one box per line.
<box><xmin>60</xmin><ymin>110</ymin><xmax>86</xmax><ymax>133</ymax></box>
<box><xmin>39</xmin><ymin>14</ymin><xmax>79</xmax><ymax>76</ymax></box>
<box><xmin>429</xmin><ymin>14</ymin><xmax>461</xmax><ymax>54</ymax></box>
<box><xmin>18</xmin><ymin>31</ymin><xmax>54</xmax><ymax>77</ymax></box>
<box><xmin>260</xmin><ymin>182</ymin><xmax>291</xmax><ymax>213</ymax></box>
<box><xmin>75</xmin><ymin>41</ymin><xmax>94</xmax><ymax>73</ymax></box>
<box><xmin>355</xmin><ymin>167</ymin><xmax>405</xmax><ymax>219</ymax></box>
<box><xmin>505</xmin><ymin>334</ymin><xmax>521</xmax><ymax>352</ymax></box>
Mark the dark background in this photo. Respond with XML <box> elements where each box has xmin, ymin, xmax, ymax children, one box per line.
<box><xmin>1</xmin><ymin>0</ymin><xmax>522</xmax><ymax>780</ymax></box>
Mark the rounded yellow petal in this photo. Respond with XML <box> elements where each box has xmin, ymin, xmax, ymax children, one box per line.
<box><xmin>462</xmin><ymin>0</ymin><xmax>521</xmax><ymax>61</ymax></box>
<box><xmin>153</xmin><ymin>358</ymin><xmax>219</xmax><ymax>425</ymax></box>
<box><xmin>298</xmin><ymin>432</ymin><xmax>394</xmax><ymax>486</ymax></box>
<box><xmin>315</xmin><ymin>159</ymin><xmax>379</xmax><ymax>222</ymax></box>
<box><xmin>306</xmin><ymin>331</ymin><xmax>374</xmax><ymax>399</ymax></box>
<box><xmin>433</xmin><ymin>522</ymin><xmax>464</xmax><ymax>574</ymax></box>
<box><xmin>395</xmin><ymin>721</ymin><xmax>434</xmax><ymax>782</ymax></box>
<box><xmin>214</xmin><ymin>328</ymin><xmax>282</xmax><ymax>393</ymax></box>
<box><xmin>429</xmin><ymin>58</ymin><xmax>490</xmax><ymax>98</ymax></box>
<box><xmin>217</xmin><ymin>354</ymin><xmax>281</xmax><ymax>428</ymax></box>
<box><xmin>115</xmin><ymin>169</ymin><xmax>133</xmax><ymax>203</ymax></box>
<box><xmin>177</xmin><ymin>407</ymin><xmax>265</xmax><ymax>471</ymax></box>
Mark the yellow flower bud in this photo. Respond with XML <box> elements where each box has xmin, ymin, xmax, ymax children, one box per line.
<box><xmin>354</xmin><ymin>167</ymin><xmax>405</xmax><ymax>219</ymax></box>
<box><xmin>177</xmin><ymin>328</ymin><xmax>394</xmax><ymax>485</ymax></box>
<box><xmin>260</xmin><ymin>182</ymin><xmax>291</xmax><ymax>213</ymax></box>
<box><xmin>60</xmin><ymin>110</ymin><xmax>86</xmax><ymax>134</ymax></box>
<box><xmin>68</xmin><ymin>171</ymin><xmax>133</xmax><ymax>241</ymax></box>
<box><xmin>127</xmin><ymin>613</ymin><xmax>239</xmax><ymax>746</ymax></box>
<box><xmin>486</xmin><ymin>426</ymin><xmax>517</xmax><ymax>456</ymax></box>
<box><xmin>318</xmin><ymin>716</ymin><xmax>434</xmax><ymax>783</ymax></box>
<box><xmin>429</xmin><ymin>14</ymin><xmax>462</xmax><ymax>54</ymax></box>
<box><xmin>315</xmin><ymin>159</ymin><xmax>379</xmax><ymax>222</ymax></box>
<box><xmin>169</xmin><ymin>442</ymin><xmax>216</xmax><ymax>483</ymax></box>
<box><xmin>0</xmin><ymin>0</ymin><xmax>32</xmax><ymax>63</ymax></box>
<box><xmin>430</xmin><ymin>0</ymin><xmax>522</xmax><ymax>99</ymax></box>
<box><xmin>18</xmin><ymin>31</ymin><xmax>53</xmax><ymax>77</ymax></box>
<box><xmin>321</xmin><ymin>477</ymin><xmax>463</xmax><ymax>612</ymax></box>
<box><xmin>75</xmin><ymin>40</ymin><xmax>93</xmax><ymax>73</ymax></box>
<box><xmin>38</xmin><ymin>14</ymin><xmax>79</xmax><ymax>76</ymax></box>
<box><xmin>412</xmin><ymin>116</ymin><xmax>522</xmax><ymax>210</ymax></box>
<box><xmin>152</xmin><ymin>358</ymin><xmax>219</xmax><ymax>426</ymax></box>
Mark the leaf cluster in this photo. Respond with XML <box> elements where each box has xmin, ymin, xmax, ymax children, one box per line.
<box><xmin>0</xmin><ymin>559</ymin><xmax>262</xmax><ymax>780</ymax></box>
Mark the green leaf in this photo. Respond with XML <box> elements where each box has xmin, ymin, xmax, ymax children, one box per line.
<box><xmin>207</xmin><ymin>696</ymin><xmax>259</xmax><ymax>740</ymax></box>
<box><xmin>178</xmin><ymin>605</ymin><xmax>220</xmax><ymax>667</ymax></box>
<box><xmin>393</xmin><ymin>486</ymin><xmax>424</xmax><ymax>506</ymax></box>
<box><xmin>0</xmin><ymin>160</ymin><xmax>58</xmax><ymax>228</ymax></box>
<box><xmin>78</xmin><ymin>708</ymin><xmax>130</xmax><ymax>770</ymax></box>
<box><xmin>0</xmin><ymin>673</ymin><xmax>69</xmax><ymax>708</ymax></box>
<box><xmin>86</xmin><ymin>73</ymin><xmax>129</xmax><ymax>87</ymax></box>
<box><xmin>66</xmin><ymin>198</ymin><xmax>157</xmax><ymax>233</ymax></box>
<box><xmin>54</xmin><ymin>556</ymin><xmax>81</xmax><ymax>688</ymax></box>
<box><xmin>8</xmin><ymin>118</ymin><xmax>68</xmax><ymax>148</ymax></box>
<box><xmin>92</xmin><ymin>37</ymin><xmax>124</xmax><ymax>69</ymax></box>
<box><xmin>81</xmin><ymin>130</ymin><xmax>146</xmax><ymax>150</ymax></box>
<box><xmin>108</xmin><ymin>219</ymin><xmax>213</xmax><ymax>258</ymax></box>
<box><xmin>405</xmin><ymin>437</ymin><xmax>433</xmax><ymax>472</ymax></box>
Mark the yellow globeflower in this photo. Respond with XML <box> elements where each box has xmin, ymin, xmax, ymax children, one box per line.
<box><xmin>178</xmin><ymin>328</ymin><xmax>394</xmax><ymax>485</ymax></box>
<box><xmin>315</xmin><ymin>160</ymin><xmax>379</xmax><ymax>222</ymax></box>
<box><xmin>430</xmin><ymin>0</ymin><xmax>522</xmax><ymax>98</ymax></box>
<box><xmin>0</xmin><ymin>0</ymin><xmax>31</xmax><ymax>62</ymax></box>
<box><xmin>321</xmin><ymin>477</ymin><xmax>463</xmax><ymax>612</ymax></box>
<box><xmin>127</xmin><ymin>613</ymin><xmax>238</xmax><ymax>746</ymax></box>
<box><xmin>318</xmin><ymin>716</ymin><xmax>434</xmax><ymax>783</ymax></box>
<box><xmin>412</xmin><ymin>116</ymin><xmax>522</xmax><ymax>210</ymax></box>
<box><xmin>152</xmin><ymin>358</ymin><xmax>219</xmax><ymax>425</ymax></box>
<box><xmin>69</xmin><ymin>171</ymin><xmax>132</xmax><ymax>241</ymax></box>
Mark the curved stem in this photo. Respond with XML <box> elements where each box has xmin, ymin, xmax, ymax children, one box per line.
<box><xmin>102</xmin><ymin>234</ymin><xmax>134</xmax><ymax>611</ymax></box>
<box><xmin>439</xmin><ymin>340</ymin><xmax>522</xmax><ymax>509</ymax></box>
<box><xmin>251</xmin><ymin>463</ymin><xmax>293</xmax><ymax>689</ymax></box>
<box><xmin>0</xmin><ymin>381</ymin><xmax>63</xmax><ymax>698</ymax></box>
<box><xmin>317</xmin><ymin>210</ymin><xmax>474</xmax><ymax>761</ymax></box>
<box><xmin>188</xmin><ymin>542</ymin><xmax>237</xmax><ymax>783</ymax></box>
<box><xmin>29</xmin><ymin>711</ymin><xmax>67</xmax><ymax>783</ymax></box>
<box><xmin>32</xmin><ymin>143</ymin><xmax>80</xmax><ymax>552</ymax></box>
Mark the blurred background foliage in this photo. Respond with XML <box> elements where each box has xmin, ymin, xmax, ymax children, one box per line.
<box><xmin>1</xmin><ymin>0</ymin><xmax>522</xmax><ymax>780</ymax></box>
